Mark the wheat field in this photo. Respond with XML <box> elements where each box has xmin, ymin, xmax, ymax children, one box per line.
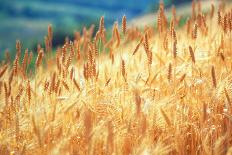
<box><xmin>0</xmin><ymin>1</ymin><xmax>232</xmax><ymax>155</ymax></box>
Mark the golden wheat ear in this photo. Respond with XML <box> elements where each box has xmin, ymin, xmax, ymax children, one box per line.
<box><xmin>192</xmin><ymin>23</ymin><xmax>198</xmax><ymax>40</ymax></box>
<box><xmin>36</xmin><ymin>49</ymin><xmax>44</xmax><ymax>69</ymax></box>
<box><xmin>99</xmin><ymin>16</ymin><xmax>105</xmax><ymax>35</ymax></box>
<box><xmin>122</xmin><ymin>15</ymin><xmax>127</xmax><ymax>35</ymax></box>
<box><xmin>121</xmin><ymin>58</ymin><xmax>126</xmax><ymax>82</ymax></box>
<box><xmin>16</xmin><ymin>40</ymin><xmax>21</xmax><ymax>58</ymax></box>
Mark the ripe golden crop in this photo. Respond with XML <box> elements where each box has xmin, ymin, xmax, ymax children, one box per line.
<box><xmin>0</xmin><ymin>1</ymin><xmax>232</xmax><ymax>154</ymax></box>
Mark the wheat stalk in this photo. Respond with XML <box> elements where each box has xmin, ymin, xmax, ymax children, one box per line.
<box><xmin>114</xmin><ymin>22</ymin><xmax>120</xmax><ymax>48</ymax></box>
<box><xmin>73</xmin><ymin>78</ymin><xmax>81</xmax><ymax>92</ymax></box>
<box><xmin>134</xmin><ymin>89</ymin><xmax>141</xmax><ymax>115</ymax></box>
<box><xmin>168</xmin><ymin>63</ymin><xmax>172</xmax><ymax>82</ymax></box>
<box><xmin>4</xmin><ymin>82</ymin><xmax>8</xmax><ymax>105</ymax></box>
<box><xmin>31</xmin><ymin>116</ymin><xmax>42</xmax><ymax>148</ymax></box>
<box><xmin>132</xmin><ymin>37</ymin><xmax>143</xmax><ymax>55</ymax></box>
<box><xmin>160</xmin><ymin>108</ymin><xmax>172</xmax><ymax>126</ymax></box>
<box><xmin>211</xmin><ymin>65</ymin><xmax>217</xmax><ymax>88</ymax></box>
<box><xmin>224</xmin><ymin>88</ymin><xmax>231</xmax><ymax>107</ymax></box>
<box><xmin>105</xmin><ymin>78</ymin><xmax>111</xmax><ymax>87</ymax></box>
<box><xmin>27</xmin><ymin>80</ymin><xmax>31</xmax><ymax>105</ymax></box>
<box><xmin>189</xmin><ymin>45</ymin><xmax>195</xmax><ymax>63</ymax></box>
<box><xmin>0</xmin><ymin>65</ymin><xmax>8</xmax><ymax>78</ymax></box>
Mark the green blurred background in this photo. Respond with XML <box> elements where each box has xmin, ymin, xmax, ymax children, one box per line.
<box><xmin>0</xmin><ymin>0</ymin><xmax>191</xmax><ymax>60</ymax></box>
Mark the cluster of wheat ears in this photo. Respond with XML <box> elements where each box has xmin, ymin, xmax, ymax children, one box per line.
<box><xmin>0</xmin><ymin>1</ymin><xmax>232</xmax><ymax>155</ymax></box>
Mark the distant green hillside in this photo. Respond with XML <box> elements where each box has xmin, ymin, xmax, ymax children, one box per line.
<box><xmin>0</xmin><ymin>0</ymin><xmax>190</xmax><ymax>60</ymax></box>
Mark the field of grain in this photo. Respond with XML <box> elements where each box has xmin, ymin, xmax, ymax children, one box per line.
<box><xmin>0</xmin><ymin>1</ymin><xmax>232</xmax><ymax>155</ymax></box>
